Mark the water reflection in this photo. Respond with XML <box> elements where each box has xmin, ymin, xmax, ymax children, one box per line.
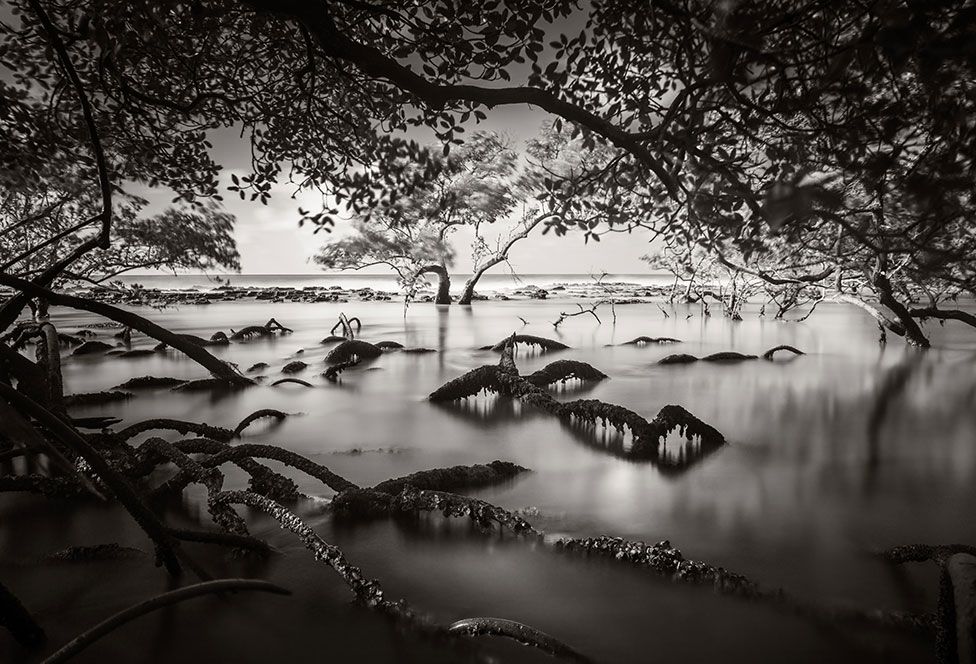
<box><xmin>3</xmin><ymin>298</ymin><xmax>975</xmax><ymax>663</ymax></box>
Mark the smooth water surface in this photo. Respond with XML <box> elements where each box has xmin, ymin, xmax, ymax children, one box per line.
<box><xmin>3</xmin><ymin>298</ymin><xmax>975</xmax><ymax>663</ymax></box>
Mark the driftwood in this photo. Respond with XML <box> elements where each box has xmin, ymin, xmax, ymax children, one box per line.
<box><xmin>325</xmin><ymin>339</ymin><xmax>383</xmax><ymax>364</ymax></box>
<box><xmin>481</xmin><ymin>334</ymin><xmax>569</xmax><ymax>352</ymax></box>
<box><xmin>41</xmin><ymin>579</ymin><xmax>290</xmax><ymax>664</ymax></box>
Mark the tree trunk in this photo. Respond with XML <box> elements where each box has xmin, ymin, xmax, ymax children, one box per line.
<box><xmin>415</xmin><ymin>265</ymin><xmax>451</xmax><ymax>305</ymax></box>
<box><xmin>873</xmin><ymin>273</ymin><xmax>930</xmax><ymax>348</ymax></box>
<box><xmin>0</xmin><ymin>273</ymin><xmax>252</xmax><ymax>384</ymax></box>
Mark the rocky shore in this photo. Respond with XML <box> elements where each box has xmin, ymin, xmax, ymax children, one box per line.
<box><xmin>1</xmin><ymin>280</ymin><xmax>679</xmax><ymax>307</ymax></box>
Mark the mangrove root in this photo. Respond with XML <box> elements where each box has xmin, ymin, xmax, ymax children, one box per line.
<box><xmin>447</xmin><ymin>617</ymin><xmax>593</xmax><ymax>664</ymax></box>
<box><xmin>41</xmin><ymin>579</ymin><xmax>290</xmax><ymax>664</ymax></box>
<box><xmin>325</xmin><ymin>340</ymin><xmax>383</xmax><ymax>364</ymax></box>
<box><xmin>233</xmin><ymin>409</ymin><xmax>288</xmax><ymax>437</ymax></box>
<box><xmin>660</xmin><ymin>346</ymin><xmax>806</xmax><ymax>365</ymax></box>
<box><xmin>64</xmin><ymin>391</ymin><xmax>132</xmax><ymax>407</ymax></box>
<box><xmin>271</xmin><ymin>378</ymin><xmax>313</xmax><ymax>387</ymax></box>
<box><xmin>113</xmin><ymin>376</ymin><xmax>186</xmax><ymax>390</ymax></box>
<box><xmin>619</xmin><ymin>336</ymin><xmax>681</xmax><ymax>346</ymax></box>
<box><xmin>481</xmin><ymin>334</ymin><xmax>569</xmax><ymax>352</ymax></box>
<box><xmin>524</xmin><ymin>360</ymin><xmax>608</xmax><ymax>387</ymax></box>
<box><xmin>230</xmin><ymin>318</ymin><xmax>292</xmax><ymax>341</ymax></box>
<box><xmin>0</xmin><ymin>579</ymin><xmax>45</xmax><ymax>647</ymax></box>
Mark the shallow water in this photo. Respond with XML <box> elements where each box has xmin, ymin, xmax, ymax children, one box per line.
<box><xmin>3</xmin><ymin>299</ymin><xmax>976</xmax><ymax>663</ymax></box>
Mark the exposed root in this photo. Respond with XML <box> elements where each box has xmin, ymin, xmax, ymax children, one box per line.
<box><xmin>392</xmin><ymin>487</ymin><xmax>541</xmax><ymax>536</ymax></box>
<box><xmin>41</xmin><ymin>579</ymin><xmax>290</xmax><ymax>664</ymax></box>
<box><xmin>878</xmin><ymin>544</ymin><xmax>976</xmax><ymax>565</ymax></box>
<box><xmin>230</xmin><ymin>318</ymin><xmax>292</xmax><ymax>341</ymax></box>
<box><xmin>72</xmin><ymin>340</ymin><xmax>114</xmax><ymax>355</ymax></box>
<box><xmin>447</xmin><ymin>617</ymin><xmax>593</xmax><ymax>664</ymax></box>
<box><xmin>215</xmin><ymin>490</ymin><xmax>590</xmax><ymax>661</ymax></box>
<box><xmin>702</xmin><ymin>351</ymin><xmax>758</xmax><ymax>362</ymax></box>
<box><xmin>0</xmin><ymin>384</ymin><xmax>183</xmax><ymax>575</ymax></box>
<box><xmin>482</xmin><ymin>334</ymin><xmax>569</xmax><ymax>352</ymax></box>
<box><xmin>325</xmin><ymin>339</ymin><xmax>383</xmax><ymax>364</ymax></box>
<box><xmin>761</xmin><ymin>344</ymin><xmax>805</xmax><ymax>361</ymax></box>
<box><xmin>372</xmin><ymin>461</ymin><xmax>529</xmax><ymax>496</ymax></box>
<box><xmin>323</xmin><ymin>357</ymin><xmax>360</xmax><ymax>382</ymax></box>
<box><xmin>172</xmin><ymin>378</ymin><xmax>252</xmax><ymax>393</ymax></box>
<box><xmin>166</xmin><ymin>527</ymin><xmax>271</xmax><ymax>555</ymax></box>
<box><xmin>0</xmin><ymin>474</ymin><xmax>87</xmax><ymax>498</ymax></box>
<box><xmin>112</xmin><ymin>418</ymin><xmax>234</xmax><ymax>443</ymax></box>
<box><xmin>658</xmin><ymin>353</ymin><xmax>700</xmax><ymax>365</ymax></box>
<box><xmin>428</xmin><ymin>366</ymin><xmax>502</xmax><ymax>402</ymax></box>
<box><xmin>163</xmin><ymin>442</ymin><xmax>359</xmax><ymax>495</ymax></box>
<box><xmin>64</xmin><ymin>391</ymin><xmax>131</xmax><ymax>407</ymax></box>
<box><xmin>0</xmin><ymin>579</ymin><xmax>45</xmax><ymax>647</ymax></box>
<box><xmin>431</xmin><ymin>341</ymin><xmax>725</xmax><ymax>471</ymax></box>
<box><xmin>524</xmin><ymin>360</ymin><xmax>608</xmax><ymax>387</ymax></box>
<box><xmin>619</xmin><ymin>336</ymin><xmax>681</xmax><ymax>345</ymax></box>
<box><xmin>330</xmin><ymin>314</ymin><xmax>362</xmax><ymax>339</ymax></box>
<box><xmin>233</xmin><ymin>409</ymin><xmax>288</xmax><ymax>437</ymax></box>
<box><xmin>271</xmin><ymin>377</ymin><xmax>313</xmax><ymax>387</ymax></box>
<box><xmin>113</xmin><ymin>376</ymin><xmax>186</xmax><ymax>390</ymax></box>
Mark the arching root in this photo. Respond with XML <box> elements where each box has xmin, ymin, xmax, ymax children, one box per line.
<box><xmin>233</xmin><ymin>409</ymin><xmax>288</xmax><ymax>437</ymax></box>
<box><xmin>270</xmin><ymin>378</ymin><xmax>313</xmax><ymax>387</ymax></box>
<box><xmin>447</xmin><ymin>617</ymin><xmax>593</xmax><ymax>663</ymax></box>
<box><xmin>524</xmin><ymin>360</ymin><xmax>608</xmax><ymax>387</ymax></box>
<box><xmin>761</xmin><ymin>344</ymin><xmax>805</xmax><ymax>361</ymax></box>
<box><xmin>481</xmin><ymin>334</ymin><xmax>569</xmax><ymax>352</ymax></box>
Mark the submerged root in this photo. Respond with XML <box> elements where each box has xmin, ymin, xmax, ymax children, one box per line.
<box><xmin>661</xmin><ymin>346</ymin><xmax>806</xmax><ymax>365</ymax></box>
<box><xmin>0</xmin><ymin>579</ymin><xmax>45</xmax><ymax>647</ymax></box>
<box><xmin>112</xmin><ymin>418</ymin><xmax>234</xmax><ymax>443</ymax></box>
<box><xmin>230</xmin><ymin>318</ymin><xmax>292</xmax><ymax>341</ymax></box>
<box><xmin>619</xmin><ymin>336</ymin><xmax>681</xmax><ymax>346</ymax></box>
<box><xmin>524</xmin><ymin>360</ymin><xmax>608</xmax><ymax>387</ymax></box>
<box><xmin>113</xmin><ymin>376</ymin><xmax>186</xmax><ymax>390</ymax></box>
<box><xmin>878</xmin><ymin>544</ymin><xmax>976</xmax><ymax>565</ymax></box>
<box><xmin>447</xmin><ymin>617</ymin><xmax>593</xmax><ymax>663</ymax></box>
<box><xmin>214</xmin><ymin>490</ymin><xmax>585</xmax><ymax>660</ymax></box>
<box><xmin>428</xmin><ymin>366</ymin><xmax>502</xmax><ymax>402</ymax></box>
<box><xmin>325</xmin><ymin>339</ymin><xmax>382</xmax><ymax>364</ymax></box>
<box><xmin>233</xmin><ymin>409</ymin><xmax>288</xmax><ymax>437</ymax></box>
<box><xmin>41</xmin><ymin>579</ymin><xmax>290</xmax><ymax>664</ymax></box>
<box><xmin>43</xmin><ymin>544</ymin><xmax>145</xmax><ymax>563</ymax></box>
<box><xmin>373</xmin><ymin>461</ymin><xmax>529</xmax><ymax>496</ymax></box>
<box><xmin>270</xmin><ymin>378</ymin><xmax>313</xmax><ymax>387</ymax></box>
<box><xmin>172</xmin><ymin>378</ymin><xmax>253</xmax><ymax>393</ymax></box>
<box><xmin>481</xmin><ymin>334</ymin><xmax>569</xmax><ymax>352</ymax></box>
<box><xmin>323</xmin><ymin>357</ymin><xmax>360</xmax><ymax>382</ymax></box>
<box><xmin>64</xmin><ymin>391</ymin><xmax>131</xmax><ymax>407</ymax></box>
<box><xmin>761</xmin><ymin>344</ymin><xmax>805</xmax><ymax>361</ymax></box>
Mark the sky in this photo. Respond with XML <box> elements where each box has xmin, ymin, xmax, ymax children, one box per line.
<box><xmin>136</xmin><ymin>108</ymin><xmax>661</xmax><ymax>276</ymax></box>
